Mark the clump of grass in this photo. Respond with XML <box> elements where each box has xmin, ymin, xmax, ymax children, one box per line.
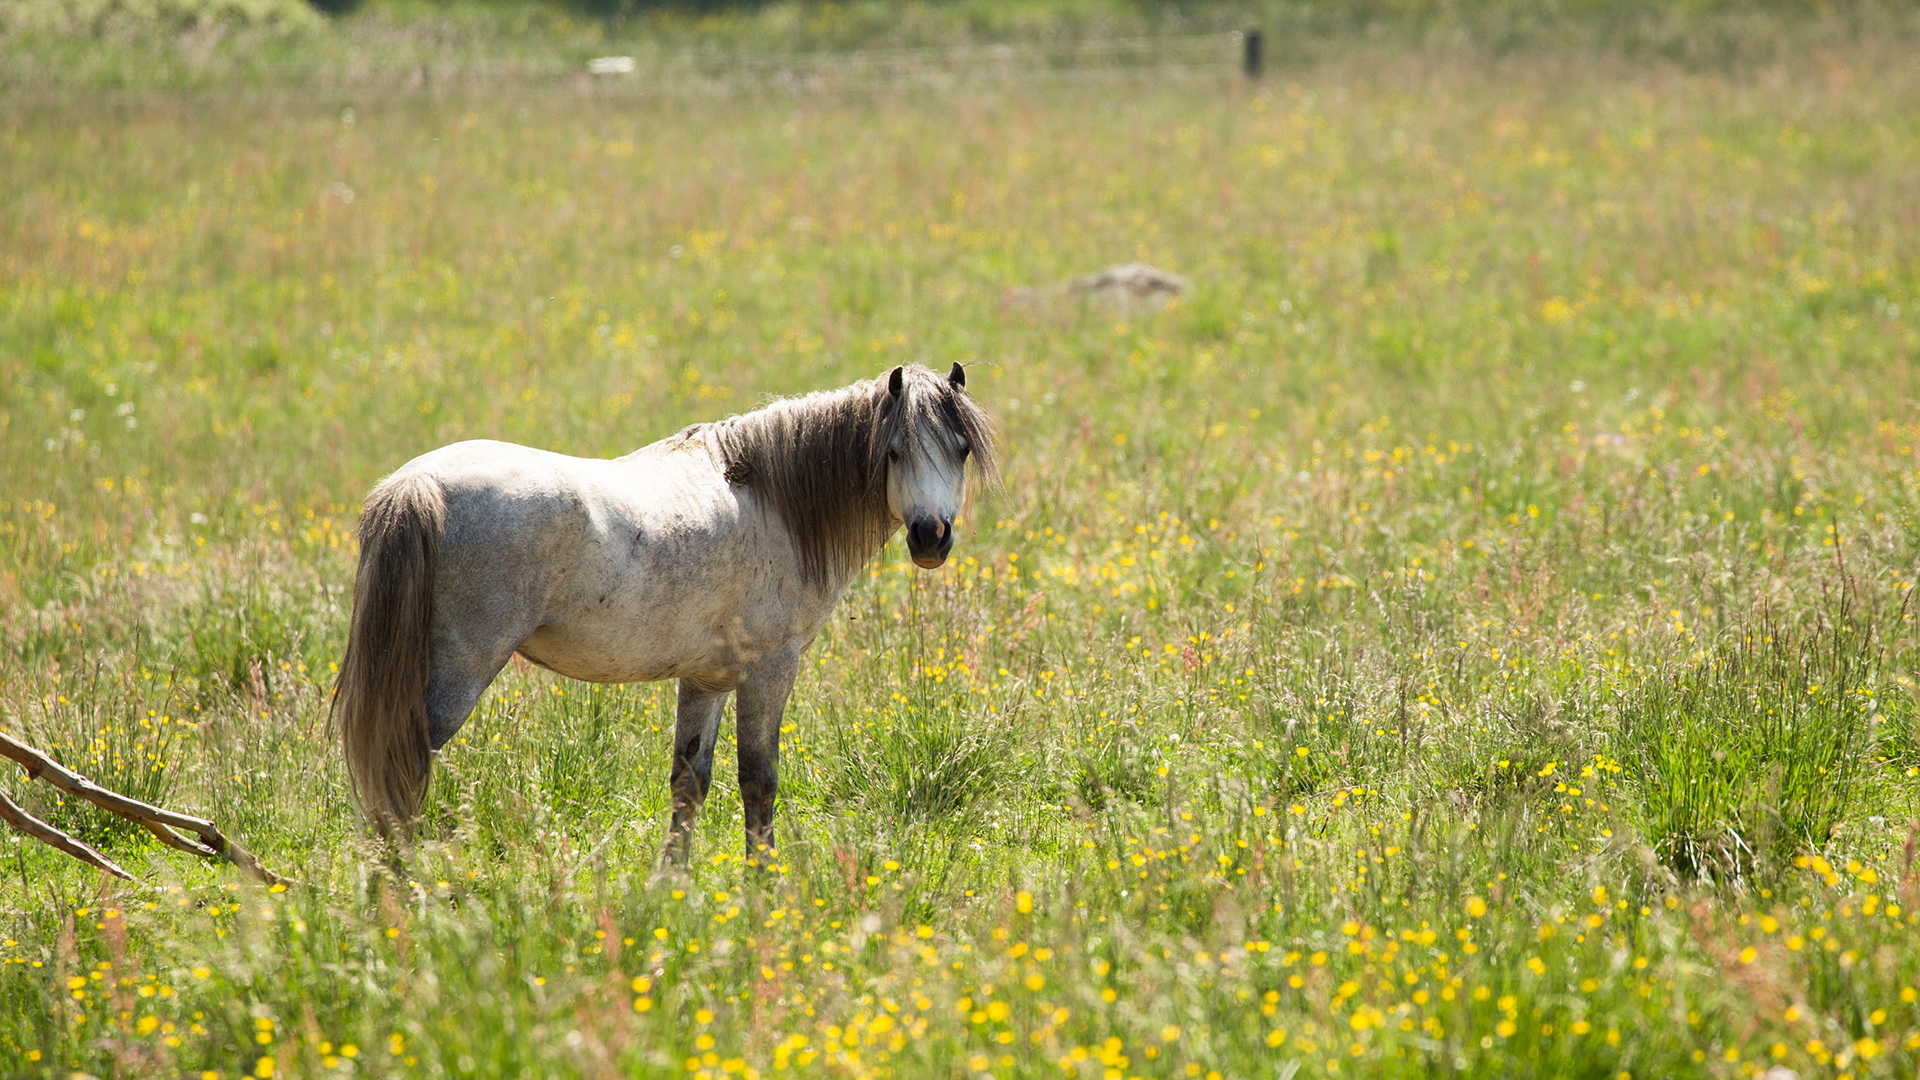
<box><xmin>822</xmin><ymin>699</ymin><xmax>1008</xmax><ymax>826</ymax></box>
<box><xmin>9</xmin><ymin>663</ymin><xmax>184</xmax><ymax>849</ymax></box>
<box><xmin>1070</xmin><ymin>721</ymin><xmax>1161</xmax><ymax>811</ymax></box>
<box><xmin>1620</xmin><ymin>609</ymin><xmax>1883</xmax><ymax>881</ymax></box>
<box><xmin>176</xmin><ymin>578</ymin><xmax>329</xmax><ymax>703</ymax></box>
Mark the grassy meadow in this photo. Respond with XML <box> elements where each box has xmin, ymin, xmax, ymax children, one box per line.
<box><xmin>6</xmin><ymin>14</ymin><xmax>1920</xmax><ymax>1080</ymax></box>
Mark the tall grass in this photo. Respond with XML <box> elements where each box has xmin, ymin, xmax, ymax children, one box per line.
<box><xmin>4</xmin><ymin>14</ymin><xmax>1920</xmax><ymax>1080</ymax></box>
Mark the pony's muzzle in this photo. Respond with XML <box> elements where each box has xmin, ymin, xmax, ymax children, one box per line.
<box><xmin>907</xmin><ymin>515</ymin><xmax>953</xmax><ymax>568</ymax></box>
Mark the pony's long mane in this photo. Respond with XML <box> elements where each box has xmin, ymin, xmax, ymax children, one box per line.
<box><xmin>710</xmin><ymin>365</ymin><xmax>996</xmax><ymax>588</ymax></box>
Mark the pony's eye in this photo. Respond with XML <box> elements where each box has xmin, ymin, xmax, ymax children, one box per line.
<box><xmin>887</xmin><ymin>449</ymin><xmax>899</xmax><ymax>463</ymax></box>
<box><xmin>959</xmin><ymin>444</ymin><xmax>971</xmax><ymax>460</ymax></box>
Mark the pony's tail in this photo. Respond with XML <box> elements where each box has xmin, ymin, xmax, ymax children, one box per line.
<box><xmin>333</xmin><ymin>471</ymin><xmax>446</xmax><ymax>841</ymax></box>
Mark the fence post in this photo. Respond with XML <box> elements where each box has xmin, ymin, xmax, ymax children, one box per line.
<box><xmin>1243</xmin><ymin>29</ymin><xmax>1263</xmax><ymax>79</ymax></box>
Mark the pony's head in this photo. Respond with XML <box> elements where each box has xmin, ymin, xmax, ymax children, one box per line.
<box><xmin>879</xmin><ymin>363</ymin><xmax>995</xmax><ymax>569</ymax></box>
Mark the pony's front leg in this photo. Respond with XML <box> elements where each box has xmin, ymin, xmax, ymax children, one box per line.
<box><xmin>661</xmin><ymin>680</ymin><xmax>728</xmax><ymax>869</ymax></box>
<box><xmin>735</xmin><ymin>649</ymin><xmax>801</xmax><ymax>869</ymax></box>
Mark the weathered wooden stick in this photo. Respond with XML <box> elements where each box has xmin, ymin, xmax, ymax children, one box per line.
<box><xmin>0</xmin><ymin>788</ymin><xmax>134</xmax><ymax>881</ymax></box>
<box><xmin>0</xmin><ymin>729</ymin><xmax>289</xmax><ymax>886</ymax></box>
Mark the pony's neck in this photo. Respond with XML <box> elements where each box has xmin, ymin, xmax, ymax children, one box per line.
<box><xmin>712</xmin><ymin>380</ymin><xmax>897</xmax><ymax>591</ymax></box>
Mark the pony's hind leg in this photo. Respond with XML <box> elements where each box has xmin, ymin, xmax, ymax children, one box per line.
<box><xmin>661</xmin><ymin>680</ymin><xmax>728</xmax><ymax>868</ymax></box>
<box><xmin>423</xmin><ymin>635</ymin><xmax>524</xmax><ymax>751</ymax></box>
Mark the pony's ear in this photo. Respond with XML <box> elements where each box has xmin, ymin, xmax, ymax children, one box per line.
<box><xmin>948</xmin><ymin>362</ymin><xmax>966</xmax><ymax>390</ymax></box>
<box><xmin>887</xmin><ymin>365</ymin><xmax>905</xmax><ymax>398</ymax></box>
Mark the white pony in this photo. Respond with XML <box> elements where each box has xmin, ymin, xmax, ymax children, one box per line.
<box><xmin>332</xmin><ymin>364</ymin><xmax>995</xmax><ymax>864</ymax></box>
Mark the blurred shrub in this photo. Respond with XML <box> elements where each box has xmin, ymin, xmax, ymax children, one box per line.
<box><xmin>0</xmin><ymin>0</ymin><xmax>323</xmax><ymax>36</ymax></box>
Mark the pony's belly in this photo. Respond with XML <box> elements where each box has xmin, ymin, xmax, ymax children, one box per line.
<box><xmin>515</xmin><ymin>624</ymin><xmax>688</xmax><ymax>684</ymax></box>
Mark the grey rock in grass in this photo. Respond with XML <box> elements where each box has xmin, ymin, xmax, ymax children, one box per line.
<box><xmin>1068</xmin><ymin>262</ymin><xmax>1189</xmax><ymax>311</ymax></box>
<box><xmin>1002</xmin><ymin>262</ymin><xmax>1189</xmax><ymax>316</ymax></box>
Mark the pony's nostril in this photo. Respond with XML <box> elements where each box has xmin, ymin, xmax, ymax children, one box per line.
<box><xmin>907</xmin><ymin>517</ymin><xmax>952</xmax><ymax>554</ymax></box>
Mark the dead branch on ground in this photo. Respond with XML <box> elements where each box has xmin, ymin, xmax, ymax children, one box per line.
<box><xmin>0</xmin><ymin>729</ymin><xmax>289</xmax><ymax>887</ymax></box>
